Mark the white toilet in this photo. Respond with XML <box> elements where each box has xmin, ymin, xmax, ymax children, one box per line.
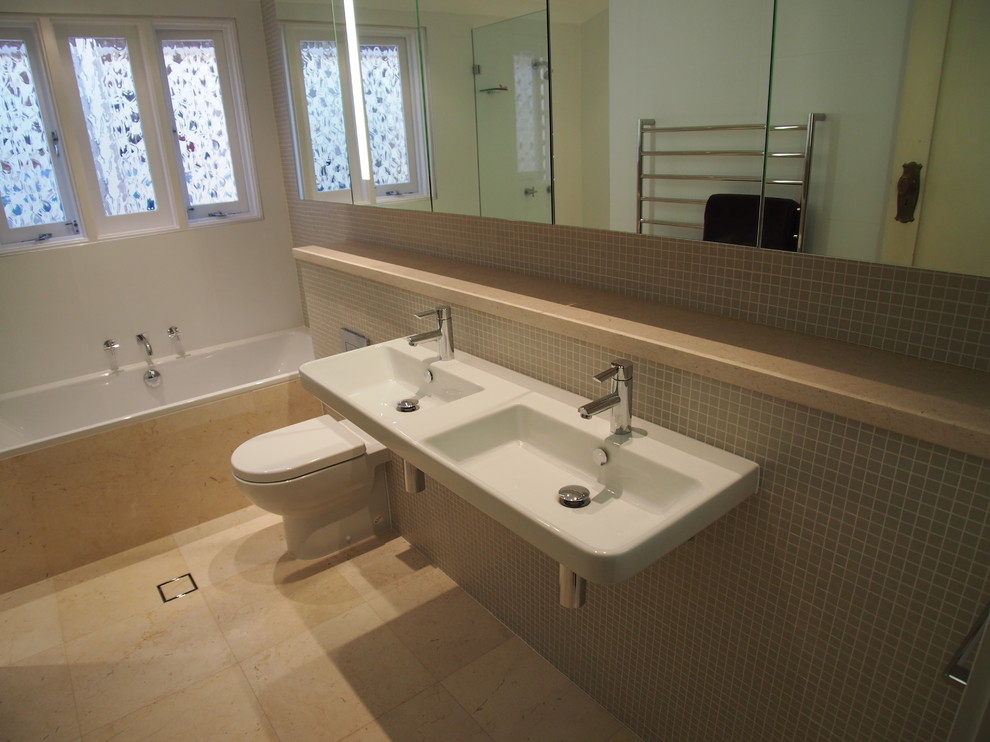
<box><xmin>231</xmin><ymin>415</ymin><xmax>391</xmax><ymax>559</ymax></box>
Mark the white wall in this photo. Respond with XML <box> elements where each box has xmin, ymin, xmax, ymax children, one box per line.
<box><xmin>0</xmin><ymin>0</ymin><xmax>298</xmax><ymax>394</ymax></box>
<box><xmin>770</xmin><ymin>0</ymin><xmax>912</xmax><ymax>261</ymax></box>
<box><xmin>608</xmin><ymin>0</ymin><xmax>774</xmax><ymax>234</ymax></box>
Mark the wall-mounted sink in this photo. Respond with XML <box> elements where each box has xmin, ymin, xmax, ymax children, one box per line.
<box><xmin>300</xmin><ymin>340</ymin><xmax>488</xmax><ymax>423</ymax></box>
<box><xmin>300</xmin><ymin>338</ymin><xmax>759</xmax><ymax>584</ymax></box>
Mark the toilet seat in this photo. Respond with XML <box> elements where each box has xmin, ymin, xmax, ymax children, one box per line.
<box><xmin>231</xmin><ymin>415</ymin><xmax>366</xmax><ymax>484</ymax></box>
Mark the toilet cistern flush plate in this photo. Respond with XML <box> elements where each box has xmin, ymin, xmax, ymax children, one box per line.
<box><xmin>299</xmin><ymin>338</ymin><xmax>759</xmax><ymax>583</ymax></box>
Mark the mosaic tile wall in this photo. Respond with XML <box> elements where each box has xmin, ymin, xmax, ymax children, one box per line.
<box><xmin>300</xmin><ymin>263</ymin><xmax>989</xmax><ymax>742</ymax></box>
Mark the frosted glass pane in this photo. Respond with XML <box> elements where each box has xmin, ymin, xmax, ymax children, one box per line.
<box><xmin>514</xmin><ymin>52</ymin><xmax>549</xmax><ymax>176</ymax></box>
<box><xmin>68</xmin><ymin>36</ymin><xmax>157</xmax><ymax>216</ymax></box>
<box><xmin>300</xmin><ymin>40</ymin><xmax>350</xmax><ymax>192</ymax></box>
<box><xmin>360</xmin><ymin>44</ymin><xmax>410</xmax><ymax>186</ymax></box>
<box><xmin>161</xmin><ymin>39</ymin><xmax>238</xmax><ymax>206</ymax></box>
<box><xmin>0</xmin><ymin>39</ymin><xmax>66</xmax><ymax>229</ymax></box>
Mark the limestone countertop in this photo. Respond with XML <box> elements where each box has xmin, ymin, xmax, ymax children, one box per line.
<box><xmin>294</xmin><ymin>243</ymin><xmax>990</xmax><ymax>459</ymax></box>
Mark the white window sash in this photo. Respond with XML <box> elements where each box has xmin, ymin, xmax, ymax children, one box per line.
<box><xmin>282</xmin><ymin>23</ymin><xmax>429</xmax><ymax>205</ymax></box>
<box><xmin>0</xmin><ymin>22</ymin><xmax>80</xmax><ymax>248</ymax></box>
<box><xmin>283</xmin><ymin>24</ymin><xmax>357</xmax><ymax>204</ymax></box>
<box><xmin>51</xmin><ymin>19</ymin><xmax>176</xmax><ymax>238</ymax></box>
<box><xmin>358</xmin><ymin>30</ymin><xmax>427</xmax><ymax>201</ymax></box>
<box><xmin>154</xmin><ymin>24</ymin><xmax>253</xmax><ymax>223</ymax></box>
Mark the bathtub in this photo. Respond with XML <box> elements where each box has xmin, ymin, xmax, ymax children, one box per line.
<box><xmin>0</xmin><ymin>327</ymin><xmax>315</xmax><ymax>460</ymax></box>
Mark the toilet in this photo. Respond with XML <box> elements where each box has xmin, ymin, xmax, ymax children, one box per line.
<box><xmin>231</xmin><ymin>415</ymin><xmax>391</xmax><ymax>559</ymax></box>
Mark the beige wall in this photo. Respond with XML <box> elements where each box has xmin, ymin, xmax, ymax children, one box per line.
<box><xmin>914</xmin><ymin>0</ymin><xmax>990</xmax><ymax>276</ymax></box>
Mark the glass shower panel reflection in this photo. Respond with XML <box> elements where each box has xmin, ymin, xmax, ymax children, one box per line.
<box><xmin>472</xmin><ymin>11</ymin><xmax>552</xmax><ymax>223</ymax></box>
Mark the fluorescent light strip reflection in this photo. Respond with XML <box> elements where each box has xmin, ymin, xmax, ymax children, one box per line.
<box><xmin>343</xmin><ymin>0</ymin><xmax>371</xmax><ymax>181</ymax></box>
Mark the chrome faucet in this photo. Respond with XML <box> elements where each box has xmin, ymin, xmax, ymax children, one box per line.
<box><xmin>136</xmin><ymin>333</ymin><xmax>162</xmax><ymax>386</ymax></box>
<box><xmin>103</xmin><ymin>339</ymin><xmax>120</xmax><ymax>373</ymax></box>
<box><xmin>407</xmin><ymin>306</ymin><xmax>454</xmax><ymax>360</ymax></box>
<box><xmin>136</xmin><ymin>333</ymin><xmax>153</xmax><ymax>359</ymax></box>
<box><xmin>578</xmin><ymin>359</ymin><xmax>633</xmax><ymax>435</ymax></box>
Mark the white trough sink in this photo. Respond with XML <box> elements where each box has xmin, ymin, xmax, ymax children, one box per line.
<box><xmin>300</xmin><ymin>338</ymin><xmax>759</xmax><ymax>583</ymax></box>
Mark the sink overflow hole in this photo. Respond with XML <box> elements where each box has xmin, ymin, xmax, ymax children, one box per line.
<box><xmin>396</xmin><ymin>398</ymin><xmax>420</xmax><ymax>412</ymax></box>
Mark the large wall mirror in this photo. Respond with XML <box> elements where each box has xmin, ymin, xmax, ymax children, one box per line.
<box><xmin>274</xmin><ymin>0</ymin><xmax>989</xmax><ymax>279</ymax></box>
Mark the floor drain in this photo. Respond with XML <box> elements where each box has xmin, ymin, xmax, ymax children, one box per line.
<box><xmin>157</xmin><ymin>573</ymin><xmax>199</xmax><ymax>602</ymax></box>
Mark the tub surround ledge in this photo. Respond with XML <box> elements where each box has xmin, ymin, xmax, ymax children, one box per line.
<box><xmin>294</xmin><ymin>242</ymin><xmax>990</xmax><ymax>459</ymax></box>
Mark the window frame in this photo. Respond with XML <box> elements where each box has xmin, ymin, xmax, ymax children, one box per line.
<box><xmin>154</xmin><ymin>23</ymin><xmax>255</xmax><ymax>223</ymax></box>
<box><xmin>0</xmin><ymin>14</ymin><xmax>259</xmax><ymax>255</ymax></box>
<box><xmin>357</xmin><ymin>29</ymin><xmax>428</xmax><ymax>203</ymax></box>
<box><xmin>51</xmin><ymin>19</ymin><xmax>177</xmax><ymax>238</ymax></box>
<box><xmin>282</xmin><ymin>22</ymin><xmax>429</xmax><ymax>206</ymax></box>
<box><xmin>0</xmin><ymin>21</ymin><xmax>81</xmax><ymax>247</ymax></box>
<box><xmin>283</xmin><ymin>23</ymin><xmax>356</xmax><ymax>204</ymax></box>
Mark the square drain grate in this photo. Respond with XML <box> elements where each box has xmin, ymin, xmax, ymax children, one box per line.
<box><xmin>157</xmin><ymin>573</ymin><xmax>199</xmax><ymax>602</ymax></box>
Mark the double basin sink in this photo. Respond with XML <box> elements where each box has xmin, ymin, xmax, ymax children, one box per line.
<box><xmin>300</xmin><ymin>338</ymin><xmax>759</xmax><ymax>584</ymax></box>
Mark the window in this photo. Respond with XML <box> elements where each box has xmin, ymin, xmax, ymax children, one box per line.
<box><xmin>284</xmin><ymin>24</ymin><xmax>428</xmax><ymax>204</ymax></box>
<box><xmin>0</xmin><ymin>27</ymin><xmax>78</xmax><ymax>245</ymax></box>
<box><xmin>0</xmin><ymin>16</ymin><xmax>255</xmax><ymax>251</ymax></box>
<box><xmin>157</xmin><ymin>29</ymin><xmax>250</xmax><ymax>220</ymax></box>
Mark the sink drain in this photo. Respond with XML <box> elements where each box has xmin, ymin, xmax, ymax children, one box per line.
<box><xmin>558</xmin><ymin>485</ymin><xmax>591</xmax><ymax>508</ymax></box>
<box><xmin>396</xmin><ymin>398</ymin><xmax>420</xmax><ymax>413</ymax></box>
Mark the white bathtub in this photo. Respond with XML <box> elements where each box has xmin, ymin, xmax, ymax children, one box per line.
<box><xmin>0</xmin><ymin>327</ymin><xmax>315</xmax><ymax>459</ymax></box>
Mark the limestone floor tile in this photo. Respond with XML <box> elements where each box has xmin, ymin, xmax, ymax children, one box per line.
<box><xmin>201</xmin><ymin>556</ymin><xmax>365</xmax><ymax>661</ymax></box>
<box><xmin>336</xmin><ymin>533</ymin><xmax>434</xmax><ymax>599</ymax></box>
<box><xmin>442</xmin><ymin>637</ymin><xmax>623</xmax><ymax>742</ymax></box>
<box><xmin>366</xmin><ymin>567</ymin><xmax>513</xmax><ymax>680</ymax></box>
<box><xmin>66</xmin><ymin>592</ymin><xmax>235</xmax><ymax>734</ymax></box>
<box><xmin>243</xmin><ymin>602</ymin><xmax>435</xmax><ymax>742</ymax></box>
<box><xmin>53</xmin><ymin>537</ymin><xmax>191</xmax><ymax>643</ymax></box>
<box><xmin>340</xmin><ymin>684</ymin><xmax>491</xmax><ymax>742</ymax></box>
<box><xmin>0</xmin><ymin>644</ymin><xmax>79</xmax><ymax>742</ymax></box>
<box><xmin>84</xmin><ymin>665</ymin><xmax>278</xmax><ymax>742</ymax></box>
<box><xmin>0</xmin><ymin>579</ymin><xmax>63</xmax><ymax>665</ymax></box>
<box><xmin>175</xmin><ymin>507</ymin><xmax>285</xmax><ymax>587</ymax></box>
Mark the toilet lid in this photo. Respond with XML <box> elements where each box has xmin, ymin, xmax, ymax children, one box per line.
<box><xmin>231</xmin><ymin>416</ymin><xmax>366</xmax><ymax>483</ymax></box>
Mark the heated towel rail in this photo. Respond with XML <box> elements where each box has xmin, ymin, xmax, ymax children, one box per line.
<box><xmin>636</xmin><ymin>113</ymin><xmax>825</xmax><ymax>251</ymax></box>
